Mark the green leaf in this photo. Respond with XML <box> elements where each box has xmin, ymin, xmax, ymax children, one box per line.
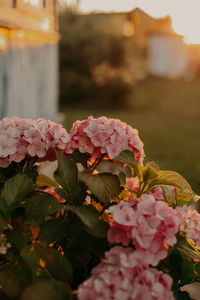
<box><xmin>114</xmin><ymin>150</ymin><xmax>138</xmax><ymax>177</ymax></box>
<box><xmin>114</xmin><ymin>150</ymin><xmax>147</xmax><ymax>181</ymax></box>
<box><xmin>168</xmin><ymin>239</ymin><xmax>200</xmax><ymax>287</ymax></box>
<box><xmin>54</xmin><ymin>188</ymin><xmax>69</xmax><ymax>200</ymax></box>
<box><xmin>176</xmin><ymin>190</ymin><xmax>193</xmax><ymax>207</ymax></box>
<box><xmin>25</xmin><ymin>170</ymin><xmax>38</xmax><ymax>184</ymax></box>
<box><xmin>71</xmin><ymin>149</ymin><xmax>90</xmax><ymax>163</ymax></box>
<box><xmin>96</xmin><ymin>160</ymin><xmax>126</xmax><ymax>175</ymax></box>
<box><xmin>118</xmin><ymin>172</ymin><xmax>126</xmax><ymax>186</ymax></box>
<box><xmin>176</xmin><ymin>237</ymin><xmax>200</xmax><ymax>261</ymax></box>
<box><xmin>149</xmin><ymin>170</ymin><xmax>193</xmax><ymax>197</ymax></box>
<box><xmin>87</xmin><ymin>218</ymin><xmax>109</xmax><ymax>238</ymax></box>
<box><xmin>55</xmin><ymin>181</ymin><xmax>87</xmax><ymax>205</ymax></box>
<box><xmin>192</xmin><ymin>199</ymin><xmax>200</xmax><ymax>213</ymax></box>
<box><xmin>0</xmin><ymin>291</ymin><xmax>11</xmax><ymax>300</ymax></box>
<box><xmin>24</xmin><ymin>193</ymin><xmax>62</xmax><ymax>225</ymax></box>
<box><xmin>1</xmin><ymin>174</ymin><xmax>33</xmax><ymax>210</ymax></box>
<box><xmin>96</xmin><ymin>160</ymin><xmax>127</xmax><ymax>186</ymax></box>
<box><xmin>64</xmin><ymin>229</ymin><xmax>92</xmax><ymax>268</ymax></box>
<box><xmin>21</xmin><ymin>244</ymin><xmax>47</xmax><ymax>274</ymax></box>
<box><xmin>45</xmin><ymin>248</ymin><xmax>73</xmax><ymax>283</ymax></box>
<box><xmin>21</xmin><ymin>279</ymin><xmax>71</xmax><ymax>300</ymax></box>
<box><xmin>145</xmin><ymin>161</ymin><xmax>160</xmax><ymax>171</ymax></box>
<box><xmin>79</xmin><ymin>172</ymin><xmax>121</xmax><ymax>206</ymax></box>
<box><xmin>89</xmin><ymin>236</ymin><xmax>109</xmax><ymax>260</ymax></box>
<box><xmin>195</xmin><ymin>263</ymin><xmax>200</xmax><ymax>276</ymax></box>
<box><xmin>39</xmin><ymin>219</ymin><xmax>68</xmax><ymax>244</ymax></box>
<box><xmin>67</xmin><ymin>181</ymin><xmax>87</xmax><ymax>205</ymax></box>
<box><xmin>66</xmin><ymin>205</ymin><xmax>109</xmax><ymax>238</ymax></box>
<box><xmin>167</xmin><ymin>249</ymin><xmax>182</xmax><ymax>283</ymax></box>
<box><xmin>143</xmin><ymin>165</ymin><xmax>158</xmax><ymax>181</ymax></box>
<box><xmin>0</xmin><ymin>172</ymin><xmax>8</xmax><ymax>183</ymax></box>
<box><xmin>181</xmin><ymin>260</ymin><xmax>199</xmax><ymax>285</ymax></box>
<box><xmin>36</xmin><ymin>174</ymin><xmax>60</xmax><ymax>189</ymax></box>
<box><xmin>114</xmin><ymin>150</ymin><xmax>136</xmax><ymax>164</ymax></box>
<box><xmin>21</xmin><ymin>244</ymin><xmax>73</xmax><ymax>284</ymax></box>
<box><xmin>0</xmin><ymin>196</ymin><xmax>9</xmax><ymax>218</ymax></box>
<box><xmin>7</xmin><ymin>230</ymin><xmax>29</xmax><ymax>248</ymax></box>
<box><xmin>0</xmin><ymin>261</ymin><xmax>31</xmax><ymax>298</ymax></box>
<box><xmin>54</xmin><ymin>152</ymin><xmax>78</xmax><ymax>200</ymax></box>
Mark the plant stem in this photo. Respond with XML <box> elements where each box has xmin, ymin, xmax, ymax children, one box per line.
<box><xmin>89</xmin><ymin>154</ymin><xmax>105</xmax><ymax>174</ymax></box>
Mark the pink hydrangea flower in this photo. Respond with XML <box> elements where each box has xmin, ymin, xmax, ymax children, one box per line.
<box><xmin>176</xmin><ymin>205</ymin><xmax>200</xmax><ymax>247</ymax></box>
<box><xmin>126</xmin><ymin>177</ymin><xmax>140</xmax><ymax>193</ymax></box>
<box><xmin>77</xmin><ymin>246</ymin><xmax>174</xmax><ymax>300</ymax></box>
<box><xmin>69</xmin><ymin>116</ymin><xmax>144</xmax><ymax>163</ymax></box>
<box><xmin>0</xmin><ymin>117</ymin><xmax>71</xmax><ymax>167</ymax></box>
<box><xmin>107</xmin><ymin>194</ymin><xmax>180</xmax><ymax>266</ymax></box>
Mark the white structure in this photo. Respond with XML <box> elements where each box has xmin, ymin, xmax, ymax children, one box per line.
<box><xmin>0</xmin><ymin>0</ymin><xmax>59</xmax><ymax>119</ymax></box>
<box><xmin>148</xmin><ymin>34</ymin><xmax>189</xmax><ymax>79</ymax></box>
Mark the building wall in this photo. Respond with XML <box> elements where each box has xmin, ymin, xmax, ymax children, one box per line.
<box><xmin>0</xmin><ymin>29</ymin><xmax>58</xmax><ymax>119</ymax></box>
<box><xmin>0</xmin><ymin>0</ymin><xmax>59</xmax><ymax>119</ymax></box>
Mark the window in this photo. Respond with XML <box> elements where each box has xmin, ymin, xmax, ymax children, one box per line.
<box><xmin>13</xmin><ymin>0</ymin><xmax>17</xmax><ymax>8</ymax></box>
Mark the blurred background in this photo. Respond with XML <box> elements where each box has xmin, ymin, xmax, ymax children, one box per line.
<box><xmin>1</xmin><ymin>0</ymin><xmax>200</xmax><ymax>193</ymax></box>
<box><xmin>60</xmin><ymin>0</ymin><xmax>200</xmax><ymax>194</ymax></box>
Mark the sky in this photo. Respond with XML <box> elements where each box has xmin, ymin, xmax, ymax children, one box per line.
<box><xmin>65</xmin><ymin>0</ymin><xmax>200</xmax><ymax>44</ymax></box>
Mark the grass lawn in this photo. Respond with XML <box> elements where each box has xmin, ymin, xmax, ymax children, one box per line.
<box><xmin>61</xmin><ymin>77</ymin><xmax>200</xmax><ymax>194</ymax></box>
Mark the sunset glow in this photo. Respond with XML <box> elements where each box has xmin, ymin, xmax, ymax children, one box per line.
<box><xmin>66</xmin><ymin>0</ymin><xmax>200</xmax><ymax>44</ymax></box>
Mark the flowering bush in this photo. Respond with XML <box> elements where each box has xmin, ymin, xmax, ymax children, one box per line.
<box><xmin>0</xmin><ymin>116</ymin><xmax>200</xmax><ymax>300</ymax></box>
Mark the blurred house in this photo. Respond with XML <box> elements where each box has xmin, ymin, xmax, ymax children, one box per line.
<box><xmin>0</xmin><ymin>0</ymin><xmax>59</xmax><ymax>119</ymax></box>
<box><xmin>80</xmin><ymin>8</ymin><xmax>190</xmax><ymax>80</ymax></box>
<box><xmin>148</xmin><ymin>33</ymin><xmax>189</xmax><ymax>78</ymax></box>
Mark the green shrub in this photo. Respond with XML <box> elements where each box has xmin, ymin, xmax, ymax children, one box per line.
<box><xmin>59</xmin><ymin>10</ymin><xmax>131</xmax><ymax>109</ymax></box>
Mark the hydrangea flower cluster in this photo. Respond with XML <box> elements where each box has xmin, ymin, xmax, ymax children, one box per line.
<box><xmin>77</xmin><ymin>246</ymin><xmax>174</xmax><ymax>300</ymax></box>
<box><xmin>0</xmin><ymin>116</ymin><xmax>144</xmax><ymax>168</ymax></box>
<box><xmin>176</xmin><ymin>205</ymin><xmax>200</xmax><ymax>247</ymax></box>
<box><xmin>69</xmin><ymin>116</ymin><xmax>144</xmax><ymax>163</ymax></box>
<box><xmin>0</xmin><ymin>117</ymin><xmax>70</xmax><ymax>167</ymax></box>
<box><xmin>107</xmin><ymin>194</ymin><xmax>180</xmax><ymax>266</ymax></box>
